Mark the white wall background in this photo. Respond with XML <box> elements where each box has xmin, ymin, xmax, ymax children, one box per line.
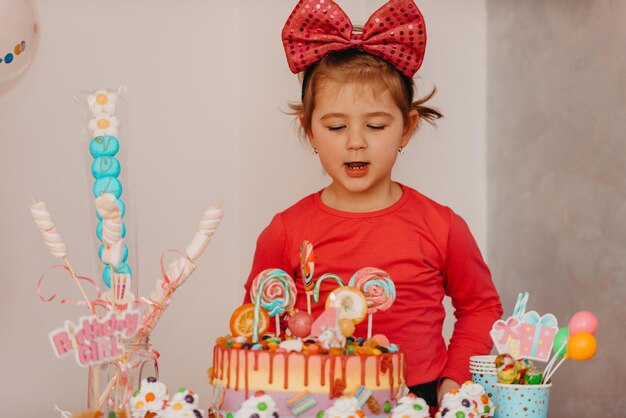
<box><xmin>0</xmin><ymin>1</ymin><xmax>487</xmax><ymax>415</ymax></box>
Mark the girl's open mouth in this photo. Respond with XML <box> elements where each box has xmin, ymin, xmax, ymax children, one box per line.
<box><xmin>344</xmin><ymin>162</ymin><xmax>369</xmax><ymax>177</ymax></box>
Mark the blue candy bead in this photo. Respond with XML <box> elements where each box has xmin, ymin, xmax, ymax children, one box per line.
<box><xmin>98</xmin><ymin>243</ymin><xmax>129</xmax><ymax>263</ymax></box>
<box><xmin>96</xmin><ymin>198</ymin><xmax>125</xmax><ymax>220</ymax></box>
<box><xmin>91</xmin><ymin>156</ymin><xmax>121</xmax><ymax>179</ymax></box>
<box><xmin>89</xmin><ymin>135</ymin><xmax>119</xmax><ymax>158</ymax></box>
<box><xmin>388</xmin><ymin>344</ymin><xmax>399</xmax><ymax>353</ymax></box>
<box><xmin>102</xmin><ymin>262</ymin><xmax>132</xmax><ymax>287</ymax></box>
<box><xmin>96</xmin><ymin>221</ymin><xmax>126</xmax><ymax>241</ymax></box>
<box><xmin>4</xmin><ymin>53</ymin><xmax>14</xmax><ymax>64</ymax></box>
<box><xmin>93</xmin><ymin>176</ymin><xmax>122</xmax><ymax>198</ymax></box>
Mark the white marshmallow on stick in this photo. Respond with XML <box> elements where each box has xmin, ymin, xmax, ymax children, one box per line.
<box><xmin>185</xmin><ymin>206</ymin><xmax>223</xmax><ymax>261</ymax></box>
<box><xmin>30</xmin><ymin>201</ymin><xmax>67</xmax><ymax>258</ymax></box>
<box><xmin>165</xmin><ymin>256</ymin><xmax>197</xmax><ymax>286</ymax></box>
<box><xmin>30</xmin><ymin>200</ymin><xmax>93</xmax><ymax>313</ymax></box>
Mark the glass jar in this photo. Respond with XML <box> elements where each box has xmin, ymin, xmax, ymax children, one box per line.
<box><xmin>88</xmin><ymin>335</ymin><xmax>159</xmax><ymax>413</ymax></box>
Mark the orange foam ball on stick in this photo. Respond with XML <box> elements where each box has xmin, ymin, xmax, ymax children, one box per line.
<box><xmin>566</xmin><ymin>332</ymin><xmax>597</xmax><ymax>361</ymax></box>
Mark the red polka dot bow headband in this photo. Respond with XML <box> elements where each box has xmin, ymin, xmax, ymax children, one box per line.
<box><xmin>281</xmin><ymin>0</ymin><xmax>427</xmax><ymax>78</ymax></box>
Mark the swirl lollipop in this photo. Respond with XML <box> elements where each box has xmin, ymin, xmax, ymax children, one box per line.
<box><xmin>300</xmin><ymin>240</ymin><xmax>315</xmax><ymax>314</ymax></box>
<box><xmin>250</xmin><ymin>269</ymin><xmax>297</xmax><ymax>340</ymax></box>
<box><xmin>349</xmin><ymin>267</ymin><xmax>396</xmax><ymax>338</ymax></box>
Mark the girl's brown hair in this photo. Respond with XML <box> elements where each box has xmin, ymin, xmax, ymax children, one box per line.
<box><xmin>289</xmin><ymin>49</ymin><xmax>443</xmax><ymax>135</ymax></box>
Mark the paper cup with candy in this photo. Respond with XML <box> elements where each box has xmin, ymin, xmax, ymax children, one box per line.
<box><xmin>471</xmin><ymin>371</ymin><xmax>498</xmax><ymax>401</ymax></box>
<box><xmin>493</xmin><ymin>383</ymin><xmax>551</xmax><ymax>418</ymax></box>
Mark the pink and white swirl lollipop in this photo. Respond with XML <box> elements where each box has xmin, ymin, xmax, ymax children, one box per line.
<box><xmin>250</xmin><ymin>269</ymin><xmax>297</xmax><ymax>339</ymax></box>
<box><xmin>349</xmin><ymin>267</ymin><xmax>396</xmax><ymax>338</ymax></box>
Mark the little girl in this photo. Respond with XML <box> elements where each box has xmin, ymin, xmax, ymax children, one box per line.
<box><xmin>244</xmin><ymin>0</ymin><xmax>503</xmax><ymax>408</ymax></box>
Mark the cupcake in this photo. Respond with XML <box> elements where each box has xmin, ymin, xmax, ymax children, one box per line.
<box><xmin>130</xmin><ymin>377</ymin><xmax>168</xmax><ymax>418</ymax></box>
<box><xmin>323</xmin><ymin>397</ymin><xmax>364</xmax><ymax>418</ymax></box>
<box><xmin>159</xmin><ymin>388</ymin><xmax>203</xmax><ymax>418</ymax></box>
<box><xmin>233</xmin><ymin>391</ymin><xmax>279</xmax><ymax>418</ymax></box>
<box><xmin>390</xmin><ymin>394</ymin><xmax>429</xmax><ymax>418</ymax></box>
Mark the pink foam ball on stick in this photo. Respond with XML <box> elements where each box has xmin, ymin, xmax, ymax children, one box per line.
<box><xmin>569</xmin><ymin>311</ymin><xmax>598</xmax><ymax>335</ymax></box>
<box><xmin>288</xmin><ymin>311</ymin><xmax>313</xmax><ymax>338</ymax></box>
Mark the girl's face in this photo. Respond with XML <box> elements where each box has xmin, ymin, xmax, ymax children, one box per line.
<box><xmin>306</xmin><ymin>80</ymin><xmax>418</xmax><ymax>210</ymax></box>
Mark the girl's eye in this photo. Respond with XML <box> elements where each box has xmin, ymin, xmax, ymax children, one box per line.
<box><xmin>367</xmin><ymin>125</ymin><xmax>386</xmax><ymax>130</ymax></box>
<box><xmin>328</xmin><ymin>125</ymin><xmax>346</xmax><ymax>131</ymax></box>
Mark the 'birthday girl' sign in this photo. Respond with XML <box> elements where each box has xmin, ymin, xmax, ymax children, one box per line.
<box><xmin>49</xmin><ymin>308</ymin><xmax>141</xmax><ymax>367</ymax></box>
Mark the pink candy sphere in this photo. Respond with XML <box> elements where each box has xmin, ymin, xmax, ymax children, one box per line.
<box><xmin>288</xmin><ymin>311</ymin><xmax>313</xmax><ymax>338</ymax></box>
<box><xmin>569</xmin><ymin>311</ymin><xmax>598</xmax><ymax>335</ymax></box>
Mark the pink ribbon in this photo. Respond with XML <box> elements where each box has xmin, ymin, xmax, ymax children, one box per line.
<box><xmin>37</xmin><ymin>264</ymin><xmax>102</xmax><ymax>313</ymax></box>
<box><xmin>493</xmin><ymin>317</ymin><xmax>523</xmax><ymax>344</ymax></box>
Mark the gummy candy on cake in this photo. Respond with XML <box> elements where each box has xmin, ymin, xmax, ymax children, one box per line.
<box><xmin>390</xmin><ymin>393</ymin><xmax>429</xmax><ymax>418</ymax></box>
<box><xmin>322</xmin><ymin>397</ymin><xmax>364</xmax><ymax>418</ymax></box>
<box><xmin>233</xmin><ymin>391</ymin><xmax>279</xmax><ymax>418</ymax></box>
<box><xmin>131</xmin><ymin>377</ymin><xmax>168</xmax><ymax>418</ymax></box>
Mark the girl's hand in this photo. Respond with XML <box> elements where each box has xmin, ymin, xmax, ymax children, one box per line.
<box><xmin>437</xmin><ymin>378</ymin><xmax>460</xmax><ymax>405</ymax></box>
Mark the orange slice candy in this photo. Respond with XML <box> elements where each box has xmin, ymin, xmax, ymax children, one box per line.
<box><xmin>229</xmin><ymin>303</ymin><xmax>270</xmax><ymax>338</ymax></box>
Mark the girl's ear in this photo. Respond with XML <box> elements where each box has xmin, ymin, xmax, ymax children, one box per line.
<box><xmin>299</xmin><ymin>113</ymin><xmax>316</xmax><ymax>148</ymax></box>
<box><xmin>400</xmin><ymin>110</ymin><xmax>420</xmax><ymax>147</ymax></box>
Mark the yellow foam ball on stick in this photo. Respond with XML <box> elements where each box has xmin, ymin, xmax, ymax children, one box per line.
<box><xmin>566</xmin><ymin>332</ymin><xmax>597</xmax><ymax>361</ymax></box>
<box><xmin>339</xmin><ymin>318</ymin><xmax>356</xmax><ymax>338</ymax></box>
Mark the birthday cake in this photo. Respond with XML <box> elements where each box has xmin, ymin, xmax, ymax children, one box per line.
<box><xmin>208</xmin><ymin>244</ymin><xmax>408</xmax><ymax>418</ymax></box>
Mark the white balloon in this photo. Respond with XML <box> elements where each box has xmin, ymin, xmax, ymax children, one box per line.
<box><xmin>0</xmin><ymin>0</ymin><xmax>40</xmax><ymax>97</ymax></box>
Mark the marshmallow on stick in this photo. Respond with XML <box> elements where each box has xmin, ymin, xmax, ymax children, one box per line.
<box><xmin>186</xmin><ymin>206</ymin><xmax>223</xmax><ymax>261</ymax></box>
<box><xmin>30</xmin><ymin>200</ymin><xmax>93</xmax><ymax>313</ymax></box>
<box><xmin>30</xmin><ymin>201</ymin><xmax>67</xmax><ymax>258</ymax></box>
<box><xmin>141</xmin><ymin>205</ymin><xmax>222</xmax><ymax>335</ymax></box>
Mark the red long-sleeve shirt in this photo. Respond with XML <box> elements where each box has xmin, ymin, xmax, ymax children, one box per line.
<box><xmin>243</xmin><ymin>183</ymin><xmax>502</xmax><ymax>386</ymax></box>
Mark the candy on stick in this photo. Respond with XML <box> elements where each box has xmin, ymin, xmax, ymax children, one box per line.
<box><xmin>140</xmin><ymin>205</ymin><xmax>223</xmax><ymax>336</ymax></box>
<box><xmin>348</xmin><ymin>267</ymin><xmax>396</xmax><ymax>338</ymax></box>
<box><xmin>327</xmin><ymin>287</ymin><xmax>367</xmax><ymax>324</ymax></box>
<box><xmin>299</xmin><ymin>240</ymin><xmax>315</xmax><ymax>314</ymax></box>
<box><xmin>312</xmin><ymin>273</ymin><xmax>344</xmax><ymax>303</ymax></box>
<box><xmin>186</xmin><ymin>205</ymin><xmax>223</xmax><ymax>261</ymax></box>
<box><xmin>31</xmin><ymin>201</ymin><xmax>67</xmax><ymax>258</ymax></box>
<box><xmin>30</xmin><ymin>200</ymin><xmax>94</xmax><ymax>313</ymax></box>
<box><xmin>250</xmin><ymin>269</ymin><xmax>296</xmax><ymax>342</ymax></box>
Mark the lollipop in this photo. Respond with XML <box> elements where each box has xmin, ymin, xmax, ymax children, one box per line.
<box><xmin>327</xmin><ymin>287</ymin><xmax>367</xmax><ymax>324</ymax></box>
<box><xmin>250</xmin><ymin>269</ymin><xmax>297</xmax><ymax>341</ymax></box>
<box><xmin>300</xmin><ymin>240</ymin><xmax>315</xmax><ymax>314</ymax></box>
<box><xmin>349</xmin><ymin>267</ymin><xmax>396</xmax><ymax>338</ymax></box>
<box><xmin>313</xmin><ymin>273</ymin><xmax>345</xmax><ymax>303</ymax></box>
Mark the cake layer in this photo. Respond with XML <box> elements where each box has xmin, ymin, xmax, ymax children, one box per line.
<box><xmin>219</xmin><ymin>388</ymin><xmax>394</xmax><ymax>418</ymax></box>
<box><xmin>209</xmin><ymin>346</ymin><xmax>407</xmax><ymax>417</ymax></box>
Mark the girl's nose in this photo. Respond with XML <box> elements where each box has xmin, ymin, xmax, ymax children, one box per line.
<box><xmin>346</xmin><ymin>127</ymin><xmax>367</xmax><ymax>150</ymax></box>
